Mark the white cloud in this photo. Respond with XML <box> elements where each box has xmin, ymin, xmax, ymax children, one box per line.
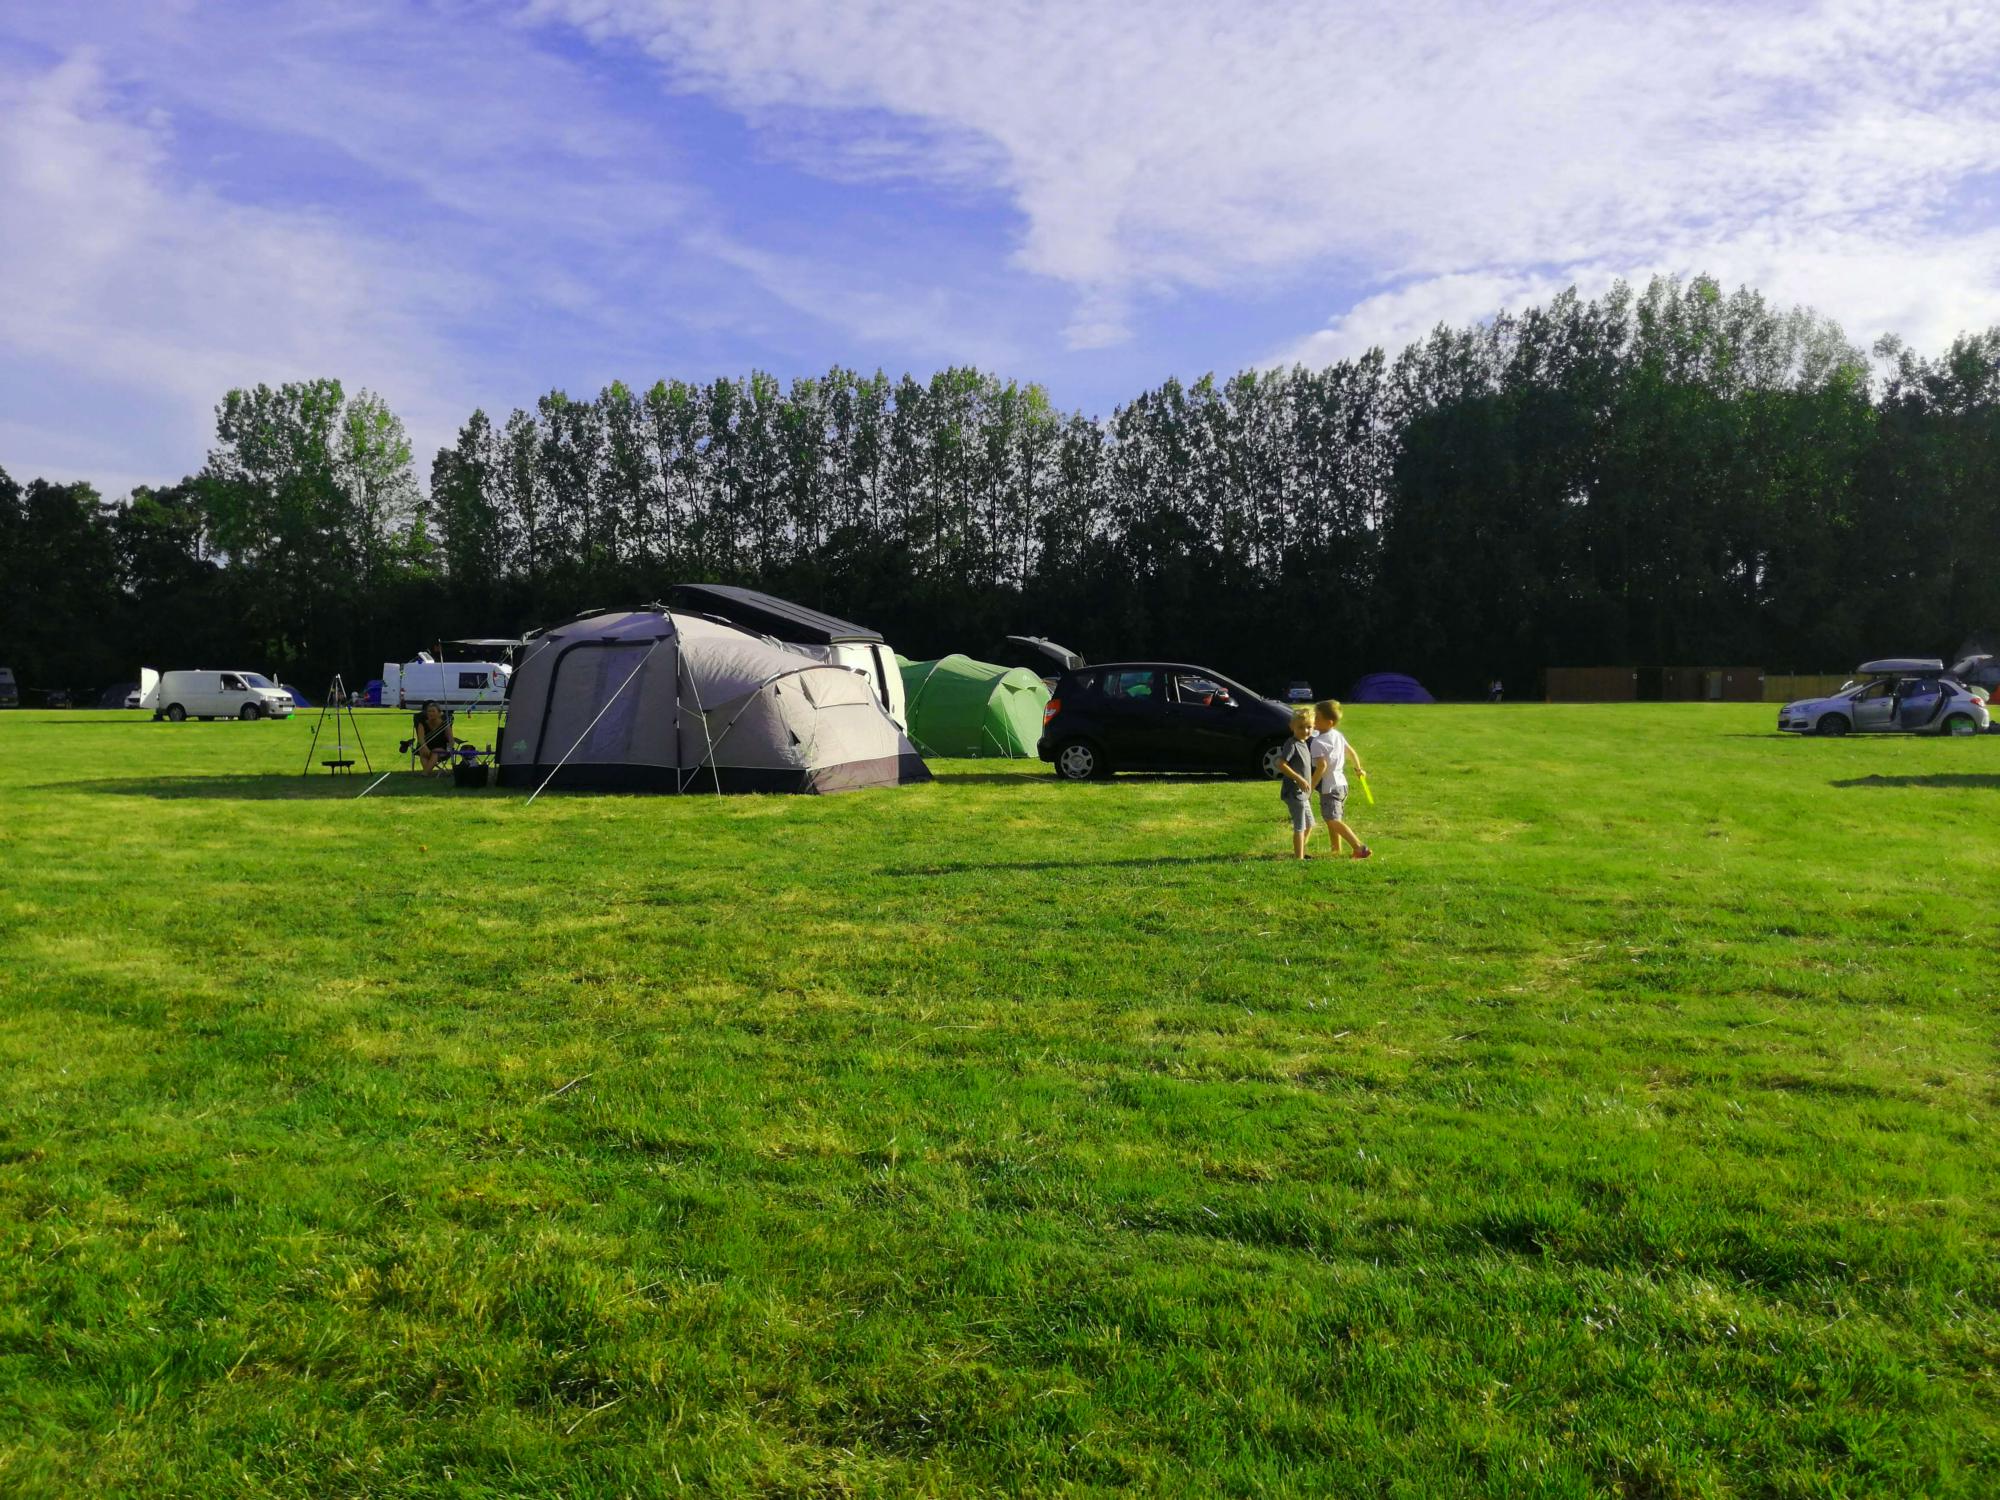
<box><xmin>0</xmin><ymin>50</ymin><xmax>474</xmax><ymax>491</ymax></box>
<box><xmin>541</xmin><ymin>0</ymin><xmax>2000</xmax><ymax>358</ymax></box>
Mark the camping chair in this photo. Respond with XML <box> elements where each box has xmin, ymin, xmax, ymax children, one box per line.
<box><xmin>406</xmin><ymin>708</ymin><xmax>457</xmax><ymax>773</ymax></box>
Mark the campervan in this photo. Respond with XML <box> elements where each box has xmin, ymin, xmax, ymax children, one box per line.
<box><xmin>151</xmin><ymin>670</ymin><xmax>294</xmax><ymax>721</ymax></box>
<box><xmin>382</xmin><ymin>653</ymin><xmax>512</xmax><ymax>710</ymax></box>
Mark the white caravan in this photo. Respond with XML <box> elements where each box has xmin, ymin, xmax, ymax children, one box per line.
<box><xmin>382</xmin><ymin>653</ymin><xmax>512</xmax><ymax>710</ymax></box>
<box><xmin>150</xmin><ymin>670</ymin><xmax>295</xmax><ymax>721</ymax></box>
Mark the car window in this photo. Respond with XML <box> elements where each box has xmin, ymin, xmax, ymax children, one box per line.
<box><xmin>1063</xmin><ymin>671</ymin><xmax>1098</xmax><ymax>699</ymax></box>
<box><xmin>458</xmin><ymin>672</ymin><xmax>490</xmax><ymax>690</ymax></box>
<box><xmin>1855</xmin><ymin>680</ymin><xmax>1892</xmax><ymax>700</ymax></box>
<box><xmin>1172</xmin><ymin>673</ymin><xmax>1233</xmax><ymax>706</ymax></box>
<box><xmin>1102</xmin><ymin>669</ymin><xmax>1159</xmax><ymax>701</ymax></box>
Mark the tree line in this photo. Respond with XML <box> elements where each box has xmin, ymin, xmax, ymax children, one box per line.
<box><xmin>4</xmin><ymin>276</ymin><xmax>1996</xmax><ymax>702</ymax></box>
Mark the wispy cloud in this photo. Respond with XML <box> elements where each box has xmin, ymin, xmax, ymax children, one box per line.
<box><xmin>0</xmin><ymin>47</ymin><xmax>473</xmax><ymax>489</ymax></box>
<box><xmin>543</xmin><ymin>0</ymin><xmax>2000</xmax><ymax>358</ymax></box>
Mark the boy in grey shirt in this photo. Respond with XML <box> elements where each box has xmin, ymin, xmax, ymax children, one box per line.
<box><xmin>1277</xmin><ymin>707</ymin><xmax>1317</xmax><ymax>859</ymax></box>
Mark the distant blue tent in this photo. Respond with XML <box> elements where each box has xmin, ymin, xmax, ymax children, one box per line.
<box><xmin>282</xmin><ymin>682</ymin><xmax>314</xmax><ymax>707</ymax></box>
<box><xmin>1349</xmin><ymin>672</ymin><xmax>1435</xmax><ymax>704</ymax></box>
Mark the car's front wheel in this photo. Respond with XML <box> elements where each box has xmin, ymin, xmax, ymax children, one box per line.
<box><xmin>239</xmin><ymin>703</ymin><xmax>261</xmax><ymax>721</ymax></box>
<box><xmin>1814</xmin><ymin>713</ymin><xmax>1850</xmax><ymax>736</ymax></box>
<box><xmin>1054</xmin><ymin>740</ymin><xmax>1105</xmax><ymax>781</ymax></box>
<box><xmin>164</xmin><ymin>703</ymin><xmax>187</xmax><ymax>722</ymax></box>
<box><xmin>1255</xmin><ymin>738</ymin><xmax>1286</xmax><ymax>779</ymax></box>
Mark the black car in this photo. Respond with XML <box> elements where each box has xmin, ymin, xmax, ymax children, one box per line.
<box><xmin>1037</xmin><ymin>662</ymin><xmax>1294</xmax><ymax>780</ymax></box>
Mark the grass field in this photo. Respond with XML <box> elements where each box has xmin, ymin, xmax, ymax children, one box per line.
<box><xmin>1</xmin><ymin>704</ymin><xmax>1996</xmax><ymax>1496</ymax></box>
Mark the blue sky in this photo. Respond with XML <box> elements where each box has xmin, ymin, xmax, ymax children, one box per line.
<box><xmin>4</xmin><ymin>0</ymin><xmax>1998</xmax><ymax>496</ymax></box>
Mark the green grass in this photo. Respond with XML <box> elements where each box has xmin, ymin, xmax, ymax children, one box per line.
<box><xmin>1</xmin><ymin>705</ymin><xmax>1996</xmax><ymax>1496</ymax></box>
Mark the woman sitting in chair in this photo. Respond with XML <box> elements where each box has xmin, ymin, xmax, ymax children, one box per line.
<box><xmin>408</xmin><ymin>701</ymin><xmax>453</xmax><ymax>772</ymax></box>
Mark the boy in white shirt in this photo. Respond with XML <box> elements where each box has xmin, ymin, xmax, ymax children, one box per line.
<box><xmin>1309</xmin><ymin>700</ymin><xmax>1372</xmax><ymax>860</ymax></box>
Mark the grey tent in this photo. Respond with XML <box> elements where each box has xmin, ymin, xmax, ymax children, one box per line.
<box><xmin>496</xmin><ymin>608</ymin><xmax>931</xmax><ymax>794</ymax></box>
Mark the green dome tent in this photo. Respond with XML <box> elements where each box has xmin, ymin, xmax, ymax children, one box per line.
<box><xmin>898</xmin><ymin>654</ymin><xmax>1052</xmax><ymax>758</ymax></box>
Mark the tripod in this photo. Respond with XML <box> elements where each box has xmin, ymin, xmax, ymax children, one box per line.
<box><xmin>302</xmin><ymin>673</ymin><xmax>372</xmax><ymax>775</ymax></box>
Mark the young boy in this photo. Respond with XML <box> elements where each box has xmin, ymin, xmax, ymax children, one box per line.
<box><xmin>1277</xmin><ymin>706</ymin><xmax>1317</xmax><ymax>859</ymax></box>
<box><xmin>1309</xmin><ymin>699</ymin><xmax>1373</xmax><ymax>860</ymax></box>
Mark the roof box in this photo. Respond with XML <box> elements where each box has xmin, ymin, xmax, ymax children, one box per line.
<box><xmin>1857</xmin><ymin>658</ymin><xmax>1944</xmax><ymax>674</ymax></box>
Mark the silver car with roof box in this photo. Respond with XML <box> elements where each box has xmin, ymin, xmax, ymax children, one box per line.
<box><xmin>1776</xmin><ymin>659</ymin><xmax>1989</xmax><ymax>736</ymax></box>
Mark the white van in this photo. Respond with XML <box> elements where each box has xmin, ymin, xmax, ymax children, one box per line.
<box><xmin>152</xmin><ymin>670</ymin><xmax>295</xmax><ymax>721</ymax></box>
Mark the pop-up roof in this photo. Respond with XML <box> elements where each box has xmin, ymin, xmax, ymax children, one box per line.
<box><xmin>665</xmin><ymin>584</ymin><xmax>882</xmax><ymax>645</ymax></box>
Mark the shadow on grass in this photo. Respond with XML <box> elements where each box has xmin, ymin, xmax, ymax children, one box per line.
<box><xmin>51</xmin><ymin>773</ymin><xmax>462</xmax><ymax>800</ymax></box>
<box><xmin>887</xmin><ymin>853</ymin><xmax>1249</xmax><ymax>875</ymax></box>
<box><xmin>1830</xmin><ymin>773</ymin><xmax>2000</xmax><ymax>790</ymax></box>
<box><xmin>932</xmin><ymin>771</ymin><xmax>1243</xmax><ymax>786</ymax></box>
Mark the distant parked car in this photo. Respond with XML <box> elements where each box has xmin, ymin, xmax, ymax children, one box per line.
<box><xmin>0</xmin><ymin>667</ymin><xmax>17</xmax><ymax>708</ymax></box>
<box><xmin>40</xmin><ymin>687</ymin><xmax>74</xmax><ymax>710</ymax></box>
<box><xmin>1284</xmin><ymin>680</ymin><xmax>1314</xmax><ymax>703</ymax></box>
<box><xmin>1038</xmin><ymin>662</ymin><xmax>1294</xmax><ymax>780</ymax></box>
<box><xmin>1777</xmin><ymin>659</ymin><xmax>1989</xmax><ymax>736</ymax></box>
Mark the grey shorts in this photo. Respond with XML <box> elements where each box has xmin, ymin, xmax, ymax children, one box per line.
<box><xmin>1318</xmin><ymin>788</ymin><xmax>1347</xmax><ymax>821</ymax></box>
<box><xmin>1286</xmin><ymin>797</ymin><xmax>1314</xmax><ymax>833</ymax></box>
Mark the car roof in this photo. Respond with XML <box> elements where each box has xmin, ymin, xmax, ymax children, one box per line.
<box><xmin>1857</xmin><ymin>658</ymin><xmax>1944</xmax><ymax>673</ymax></box>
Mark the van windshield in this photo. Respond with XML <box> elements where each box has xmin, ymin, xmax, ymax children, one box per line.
<box><xmin>241</xmin><ymin>673</ymin><xmax>274</xmax><ymax>688</ymax></box>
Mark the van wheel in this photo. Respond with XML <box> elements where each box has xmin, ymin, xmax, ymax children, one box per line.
<box><xmin>1054</xmin><ymin>740</ymin><xmax>1106</xmax><ymax>781</ymax></box>
<box><xmin>165</xmin><ymin>704</ymin><xmax>186</xmax><ymax>722</ymax></box>
<box><xmin>1814</xmin><ymin>714</ymin><xmax>1849</xmax><ymax>736</ymax></box>
<box><xmin>239</xmin><ymin>703</ymin><xmax>261</xmax><ymax>721</ymax></box>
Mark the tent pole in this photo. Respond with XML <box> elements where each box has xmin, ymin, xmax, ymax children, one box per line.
<box><xmin>664</xmin><ymin>608</ymin><xmax>723</xmax><ymax>798</ymax></box>
<box><xmin>525</xmin><ymin>639</ymin><xmax>661</xmax><ymax>806</ymax></box>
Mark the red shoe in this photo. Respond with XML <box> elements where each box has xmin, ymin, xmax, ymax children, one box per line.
<box><xmin>1352</xmin><ymin>845</ymin><xmax>1373</xmax><ymax>860</ymax></box>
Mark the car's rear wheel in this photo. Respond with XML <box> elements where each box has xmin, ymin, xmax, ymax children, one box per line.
<box><xmin>165</xmin><ymin>703</ymin><xmax>186</xmax><ymax>722</ymax></box>
<box><xmin>1943</xmin><ymin>713</ymin><xmax>1976</xmax><ymax>736</ymax></box>
<box><xmin>1054</xmin><ymin>739</ymin><xmax>1105</xmax><ymax>781</ymax></box>
<box><xmin>1814</xmin><ymin>713</ymin><xmax>1849</xmax><ymax>736</ymax></box>
<box><xmin>239</xmin><ymin>703</ymin><xmax>261</xmax><ymax>721</ymax></box>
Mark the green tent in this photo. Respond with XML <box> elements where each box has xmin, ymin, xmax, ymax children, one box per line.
<box><xmin>897</xmin><ymin>654</ymin><xmax>1052</xmax><ymax>758</ymax></box>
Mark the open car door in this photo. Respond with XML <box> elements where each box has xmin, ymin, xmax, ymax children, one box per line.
<box><xmin>1897</xmin><ymin>677</ymin><xmax>1944</xmax><ymax>730</ymax></box>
